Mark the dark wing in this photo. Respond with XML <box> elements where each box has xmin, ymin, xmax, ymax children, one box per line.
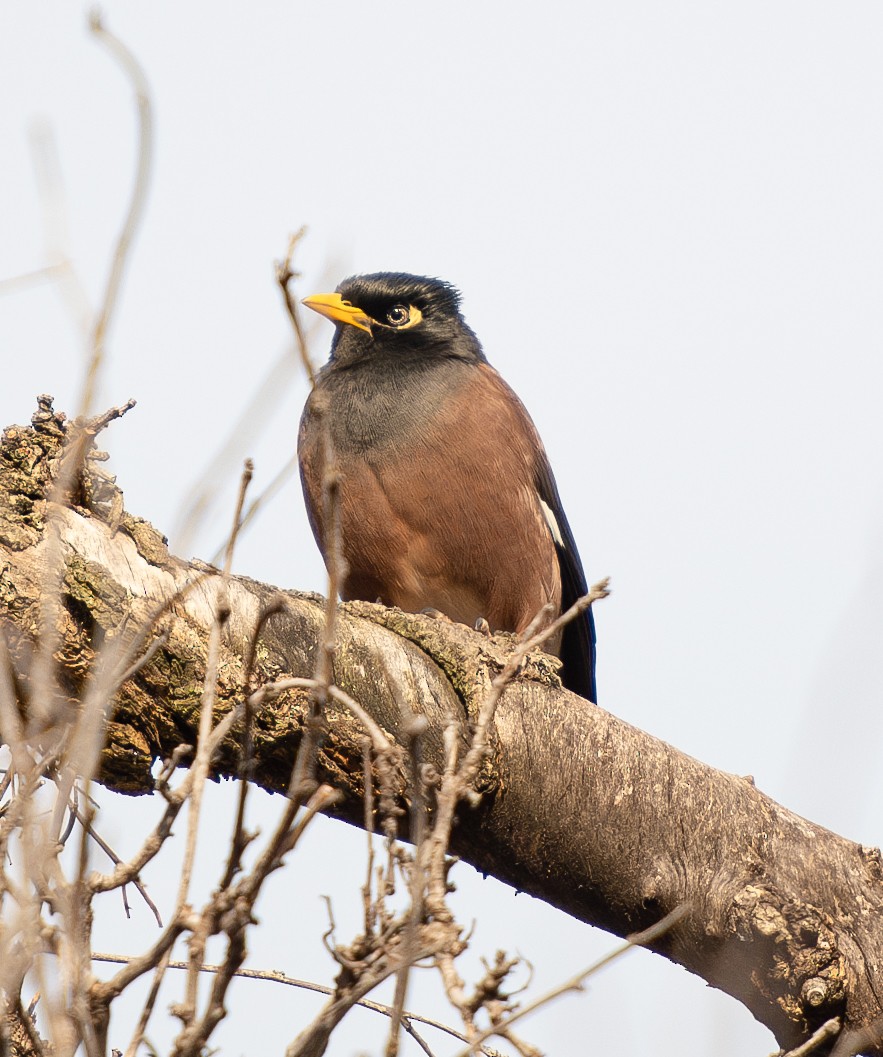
<box><xmin>534</xmin><ymin>457</ymin><xmax>597</xmax><ymax>702</ymax></box>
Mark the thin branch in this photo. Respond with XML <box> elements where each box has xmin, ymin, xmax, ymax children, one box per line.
<box><xmin>285</xmin><ymin>924</ymin><xmax>460</xmax><ymax>1057</ymax></box>
<box><xmin>221</xmin><ymin>598</ymin><xmax>288</xmax><ymax>891</ymax></box>
<box><xmin>222</xmin><ymin>459</ymin><xmax>254</xmax><ymax>577</ymax></box>
<box><xmin>88</xmin><ymin>779</ymin><xmax>187</xmax><ymax>896</ymax></box>
<box><xmin>777</xmin><ymin>1017</ymin><xmax>843</xmax><ymax>1057</ymax></box>
<box><xmin>465</xmin><ymin>577</ymin><xmax>611</xmax><ymax>783</ymax></box>
<box><xmin>177</xmin><ymin>613</ymin><xmax>223</xmax><ymax>1023</ymax></box>
<box><xmin>122</xmin><ymin>949</ymin><xmax>172</xmax><ymax>1057</ymax></box>
<box><xmin>27</xmin><ymin>398</ymin><xmax>137</xmax><ymax>748</ymax></box>
<box><xmin>362</xmin><ymin>740</ymin><xmax>377</xmax><ymax>936</ymax></box>
<box><xmin>0</xmin><ymin>263</ymin><xmax>68</xmax><ymax>296</ymax></box>
<box><xmin>112</xmin><ymin>629</ymin><xmax>170</xmax><ymax>690</ymax></box>
<box><xmin>451</xmin><ymin>904</ymin><xmax>690</xmax><ymax>1057</ymax></box>
<box><xmin>29</xmin><ymin>119</ymin><xmax>93</xmax><ymax>333</ymax></box>
<box><xmin>9</xmin><ymin>996</ymin><xmax>48</xmax><ymax>1057</ymax></box>
<box><xmin>174</xmin><ymin>351</ymin><xmax>301</xmax><ymax>554</ymax></box>
<box><xmin>93</xmin><ymin>920</ymin><xmax>186</xmax><ymax>1004</ymax></box>
<box><xmin>290</xmin><ymin>416</ymin><xmax>344</xmax><ymax>799</ymax></box>
<box><xmin>209</xmin><ymin>452</ymin><xmax>300</xmax><ymax>567</ymax></box>
<box><xmin>90</xmin><ymin>953</ymin><xmax>504</xmax><ymax>1056</ymax></box>
<box><xmin>168</xmin><ymin>784</ymin><xmax>339</xmax><ymax>1057</ymax></box>
<box><xmin>386</xmin><ymin>712</ymin><xmax>429</xmax><ymax>1057</ymax></box>
<box><xmin>73</xmin><ymin>800</ymin><xmax>162</xmax><ymax>927</ymax></box>
<box><xmin>80</xmin><ymin>10</ymin><xmax>154</xmax><ymax>416</ymax></box>
<box><xmin>275</xmin><ymin>228</ymin><xmax>317</xmax><ymax>386</ymax></box>
<box><xmin>241</xmin><ymin>785</ymin><xmax>341</xmax><ymax>903</ymax></box>
<box><xmin>0</xmin><ymin>120</ymin><xmax>91</xmax><ymax>327</ymax></box>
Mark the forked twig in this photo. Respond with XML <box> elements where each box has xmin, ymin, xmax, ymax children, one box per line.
<box><xmin>70</xmin><ymin>799</ymin><xmax>162</xmax><ymax>926</ymax></box>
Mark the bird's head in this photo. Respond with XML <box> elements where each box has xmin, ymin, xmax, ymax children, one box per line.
<box><xmin>302</xmin><ymin>272</ymin><xmax>484</xmax><ymax>365</ymax></box>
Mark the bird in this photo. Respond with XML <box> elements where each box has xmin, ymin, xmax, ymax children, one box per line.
<box><xmin>298</xmin><ymin>272</ymin><xmax>597</xmax><ymax>701</ymax></box>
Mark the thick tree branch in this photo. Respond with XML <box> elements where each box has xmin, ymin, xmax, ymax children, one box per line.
<box><xmin>1</xmin><ymin>403</ymin><xmax>882</xmax><ymax>1054</ymax></box>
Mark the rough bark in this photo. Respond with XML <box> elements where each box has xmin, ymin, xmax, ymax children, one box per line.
<box><xmin>1</xmin><ymin>401</ymin><xmax>882</xmax><ymax>1054</ymax></box>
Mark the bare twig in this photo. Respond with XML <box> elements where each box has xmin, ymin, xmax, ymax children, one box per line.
<box><xmin>28</xmin><ymin>119</ymin><xmax>93</xmax><ymax>333</ymax></box>
<box><xmin>286</xmin><ymin>923</ymin><xmax>461</xmax><ymax>1057</ymax></box>
<box><xmin>80</xmin><ymin>10</ymin><xmax>154</xmax><ymax>416</ymax></box>
<box><xmin>9</xmin><ymin>995</ymin><xmax>48</xmax><ymax>1057</ymax></box>
<box><xmin>118</xmin><ymin>572</ymin><xmax>234</xmax><ymax>1048</ymax></box>
<box><xmin>386</xmin><ymin>711</ymin><xmax>429</xmax><ymax>1057</ymax></box>
<box><xmin>169</xmin><ymin>784</ymin><xmax>340</xmax><ymax>1057</ymax></box>
<box><xmin>0</xmin><ymin>263</ymin><xmax>68</xmax><ymax>296</ymax></box>
<box><xmin>221</xmin><ymin>597</ymin><xmax>288</xmax><ymax>891</ymax></box>
<box><xmin>452</xmin><ymin>904</ymin><xmax>690</xmax><ymax>1057</ymax></box>
<box><xmin>88</xmin><ymin>791</ymin><xmax>183</xmax><ymax>898</ymax></box>
<box><xmin>467</xmin><ymin>577</ymin><xmax>611</xmax><ymax>782</ymax></box>
<box><xmin>0</xmin><ymin>120</ymin><xmax>91</xmax><ymax>330</ymax></box>
<box><xmin>91</xmin><ymin>920</ymin><xmax>186</xmax><ymax>1005</ymax></box>
<box><xmin>177</xmin><ymin>234</ymin><xmax>329</xmax><ymax>556</ymax></box>
<box><xmin>72</xmin><ymin>799</ymin><xmax>162</xmax><ymax>926</ymax></box>
<box><xmin>112</xmin><ymin>629</ymin><xmax>170</xmax><ymax>690</ymax></box>
<box><xmin>175</xmin><ymin>352</ymin><xmax>302</xmax><ymax>554</ymax></box>
<box><xmin>290</xmin><ymin>415</ymin><xmax>344</xmax><ymax>799</ymax></box>
<box><xmin>209</xmin><ymin>452</ymin><xmax>300</xmax><ymax>567</ymax></box>
<box><xmin>176</xmin><ymin>614</ymin><xmax>224</xmax><ymax>1025</ymax></box>
<box><xmin>122</xmin><ymin>950</ymin><xmax>171</xmax><ymax>1057</ymax></box>
<box><xmin>275</xmin><ymin>227</ymin><xmax>317</xmax><ymax>386</ymax></box>
<box><xmin>91</xmin><ymin>952</ymin><xmax>505</xmax><ymax>1056</ymax></box>
<box><xmin>222</xmin><ymin>459</ymin><xmax>254</xmax><ymax>577</ymax></box>
<box><xmin>362</xmin><ymin>740</ymin><xmax>377</xmax><ymax>935</ymax></box>
<box><xmin>209</xmin><ymin>454</ymin><xmax>302</xmax><ymax>570</ymax></box>
<box><xmin>776</xmin><ymin>1017</ymin><xmax>842</xmax><ymax>1057</ymax></box>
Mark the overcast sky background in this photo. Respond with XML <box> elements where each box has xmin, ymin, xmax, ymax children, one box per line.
<box><xmin>2</xmin><ymin>3</ymin><xmax>883</xmax><ymax>1054</ymax></box>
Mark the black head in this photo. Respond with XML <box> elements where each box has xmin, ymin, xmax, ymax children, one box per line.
<box><xmin>302</xmin><ymin>272</ymin><xmax>485</xmax><ymax>366</ymax></box>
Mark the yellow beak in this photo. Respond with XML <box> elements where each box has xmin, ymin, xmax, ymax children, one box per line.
<box><xmin>301</xmin><ymin>292</ymin><xmax>373</xmax><ymax>333</ymax></box>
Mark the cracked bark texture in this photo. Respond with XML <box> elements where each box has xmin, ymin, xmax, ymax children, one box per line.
<box><xmin>1</xmin><ymin>401</ymin><xmax>882</xmax><ymax>1055</ymax></box>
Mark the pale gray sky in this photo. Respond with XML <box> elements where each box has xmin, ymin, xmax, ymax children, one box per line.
<box><xmin>2</xmin><ymin>3</ymin><xmax>883</xmax><ymax>1054</ymax></box>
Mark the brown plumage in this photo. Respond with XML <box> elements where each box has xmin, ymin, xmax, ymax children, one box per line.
<box><xmin>298</xmin><ymin>272</ymin><xmax>597</xmax><ymax>700</ymax></box>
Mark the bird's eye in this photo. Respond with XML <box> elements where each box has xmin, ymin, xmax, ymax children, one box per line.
<box><xmin>386</xmin><ymin>304</ymin><xmax>411</xmax><ymax>327</ymax></box>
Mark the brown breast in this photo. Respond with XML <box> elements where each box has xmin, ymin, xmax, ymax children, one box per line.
<box><xmin>300</xmin><ymin>361</ymin><xmax>562</xmax><ymax>646</ymax></box>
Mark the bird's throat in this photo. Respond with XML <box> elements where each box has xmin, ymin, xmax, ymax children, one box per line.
<box><xmin>318</xmin><ymin>357</ymin><xmax>472</xmax><ymax>457</ymax></box>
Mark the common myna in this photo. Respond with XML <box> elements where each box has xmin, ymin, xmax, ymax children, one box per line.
<box><xmin>298</xmin><ymin>272</ymin><xmax>597</xmax><ymax>701</ymax></box>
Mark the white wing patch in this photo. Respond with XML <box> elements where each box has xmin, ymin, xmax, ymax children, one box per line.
<box><xmin>540</xmin><ymin>498</ymin><xmax>564</xmax><ymax>546</ymax></box>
